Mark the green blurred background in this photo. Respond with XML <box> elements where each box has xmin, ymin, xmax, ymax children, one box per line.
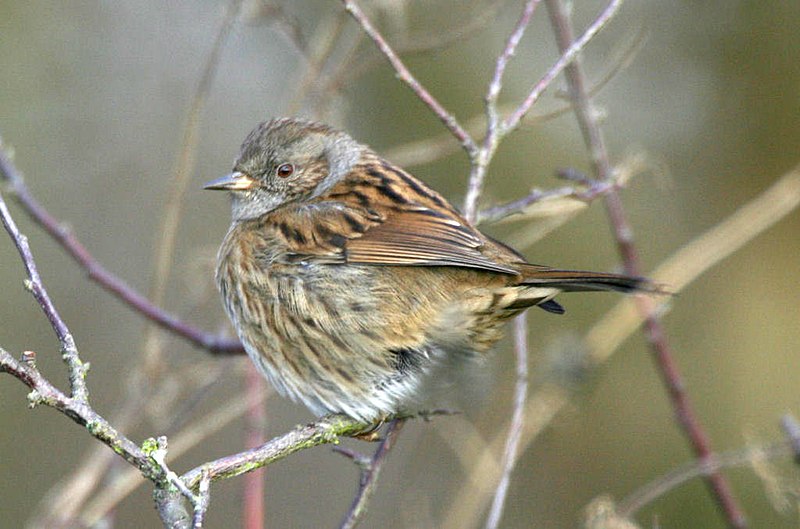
<box><xmin>1</xmin><ymin>1</ymin><xmax>799</xmax><ymax>528</ymax></box>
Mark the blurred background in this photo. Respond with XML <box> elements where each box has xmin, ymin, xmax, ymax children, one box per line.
<box><xmin>1</xmin><ymin>1</ymin><xmax>799</xmax><ymax>528</ymax></box>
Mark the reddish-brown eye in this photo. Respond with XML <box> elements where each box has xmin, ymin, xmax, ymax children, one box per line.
<box><xmin>276</xmin><ymin>163</ymin><xmax>294</xmax><ymax>178</ymax></box>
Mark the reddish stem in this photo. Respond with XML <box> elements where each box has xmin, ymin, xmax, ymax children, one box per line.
<box><xmin>543</xmin><ymin>1</ymin><xmax>747</xmax><ymax>526</ymax></box>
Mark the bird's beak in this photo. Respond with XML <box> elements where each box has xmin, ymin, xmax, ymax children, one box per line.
<box><xmin>203</xmin><ymin>171</ymin><xmax>256</xmax><ymax>191</ymax></box>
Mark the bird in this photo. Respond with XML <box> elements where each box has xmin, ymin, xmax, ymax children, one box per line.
<box><xmin>205</xmin><ymin>117</ymin><xmax>647</xmax><ymax>423</ymax></box>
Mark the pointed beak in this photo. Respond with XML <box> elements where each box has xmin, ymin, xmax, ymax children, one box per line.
<box><xmin>203</xmin><ymin>171</ymin><xmax>256</xmax><ymax>191</ymax></box>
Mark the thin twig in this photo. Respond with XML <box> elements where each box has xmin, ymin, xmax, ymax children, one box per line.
<box><xmin>80</xmin><ymin>377</ymin><xmax>270</xmax><ymax>527</ymax></box>
<box><xmin>317</xmin><ymin>1</ymin><xmax>503</xmax><ymax>115</ymax></box>
<box><xmin>193</xmin><ymin>470</ymin><xmax>212</xmax><ymax>528</ymax></box>
<box><xmin>505</xmin><ymin>0</ymin><xmax>623</xmax><ymax>134</ymax></box>
<box><xmin>0</xmin><ymin>144</ymin><xmax>243</xmax><ymax>355</ymax></box>
<box><xmin>442</xmin><ymin>164</ymin><xmax>800</xmax><ymax>529</ymax></box>
<box><xmin>341</xmin><ymin>0</ymin><xmax>477</xmax><ymax>155</ymax></box>
<box><xmin>384</xmin><ymin>26</ymin><xmax>647</xmax><ymax>170</ymax></box>
<box><xmin>463</xmin><ymin>0</ymin><xmax>541</xmax><ymax>222</ymax></box>
<box><xmin>477</xmin><ymin>179</ymin><xmax>615</xmax><ymax>224</ymax></box>
<box><xmin>393</xmin><ymin>0</ymin><xmax>504</xmax><ymax>54</ymax></box>
<box><xmin>484</xmin><ymin>314</ymin><xmax>529</xmax><ymax>529</ymax></box>
<box><xmin>543</xmin><ymin>0</ymin><xmax>747</xmax><ymax>527</ymax></box>
<box><xmin>618</xmin><ymin>439</ymin><xmax>794</xmax><ymax>518</ymax></box>
<box><xmin>180</xmin><ymin>415</ymin><xmax>371</xmax><ymax>490</ymax></box>
<box><xmin>0</xmin><ymin>348</ymin><xmax>155</xmax><ymax>481</ymax></box>
<box><xmin>338</xmin><ymin>419</ymin><xmax>406</xmax><ymax>529</ymax></box>
<box><xmin>0</xmin><ymin>180</ymin><xmax>88</xmax><ymax>404</ymax></box>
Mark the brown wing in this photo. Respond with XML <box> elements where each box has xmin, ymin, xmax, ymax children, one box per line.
<box><xmin>272</xmin><ymin>203</ymin><xmax>517</xmax><ymax>274</ymax></box>
<box><xmin>274</xmin><ymin>155</ymin><xmax>519</xmax><ymax>275</ymax></box>
<box><xmin>344</xmin><ymin>207</ymin><xmax>518</xmax><ymax>274</ymax></box>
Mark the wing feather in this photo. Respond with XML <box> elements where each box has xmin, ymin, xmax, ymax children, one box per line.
<box><xmin>274</xmin><ymin>201</ymin><xmax>518</xmax><ymax>275</ymax></box>
<box><xmin>344</xmin><ymin>209</ymin><xmax>518</xmax><ymax>274</ymax></box>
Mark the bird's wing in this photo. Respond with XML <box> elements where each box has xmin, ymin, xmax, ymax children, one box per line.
<box><xmin>276</xmin><ymin>201</ymin><xmax>518</xmax><ymax>275</ymax></box>
<box><xmin>343</xmin><ymin>206</ymin><xmax>518</xmax><ymax>274</ymax></box>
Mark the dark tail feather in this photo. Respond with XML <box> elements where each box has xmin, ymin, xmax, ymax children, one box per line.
<box><xmin>517</xmin><ymin>264</ymin><xmax>648</xmax><ymax>293</ymax></box>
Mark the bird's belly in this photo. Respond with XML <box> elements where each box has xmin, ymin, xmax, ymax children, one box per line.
<box><xmin>219</xmin><ymin>260</ymin><xmax>512</xmax><ymax>421</ymax></box>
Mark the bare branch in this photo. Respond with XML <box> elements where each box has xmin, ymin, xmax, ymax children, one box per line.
<box><xmin>544</xmin><ymin>0</ymin><xmax>747</xmax><ymax>526</ymax></box>
<box><xmin>180</xmin><ymin>415</ymin><xmax>371</xmax><ymax>490</ymax></box>
<box><xmin>443</xmin><ymin>164</ymin><xmax>800</xmax><ymax>529</ymax></box>
<box><xmin>0</xmin><ymin>154</ymin><xmax>87</xmax><ymax>402</ymax></box>
<box><xmin>341</xmin><ymin>0</ymin><xmax>477</xmax><ymax>155</ymax></box>
<box><xmin>0</xmin><ymin>346</ymin><xmax>156</xmax><ymax>478</ymax></box>
<box><xmin>484</xmin><ymin>314</ymin><xmax>529</xmax><ymax>529</ymax></box>
<box><xmin>618</xmin><ymin>439</ymin><xmax>795</xmax><ymax>519</ymax></box>
<box><xmin>0</xmin><ymin>143</ymin><xmax>243</xmax><ymax>355</ymax></box>
<box><xmin>463</xmin><ymin>0</ymin><xmax>541</xmax><ymax>222</ymax></box>
<box><xmin>505</xmin><ymin>0</ymin><xmax>623</xmax><ymax>133</ymax></box>
<box><xmin>338</xmin><ymin>418</ymin><xmax>406</xmax><ymax>529</ymax></box>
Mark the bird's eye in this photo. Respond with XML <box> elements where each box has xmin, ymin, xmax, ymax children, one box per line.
<box><xmin>276</xmin><ymin>163</ymin><xmax>294</xmax><ymax>178</ymax></box>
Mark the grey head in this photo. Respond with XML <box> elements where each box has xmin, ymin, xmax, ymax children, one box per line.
<box><xmin>205</xmin><ymin>118</ymin><xmax>364</xmax><ymax>221</ymax></box>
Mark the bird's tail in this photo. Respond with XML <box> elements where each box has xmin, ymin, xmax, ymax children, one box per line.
<box><xmin>516</xmin><ymin>264</ymin><xmax>648</xmax><ymax>293</ymax></box>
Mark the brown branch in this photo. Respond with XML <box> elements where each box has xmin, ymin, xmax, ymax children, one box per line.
<box><xmin>341</xmin><ymin>0</ymin><xmax>478</xmax><ymax>155</ymax></box>
<box><xmin>338</xmin><ymin>419</ymin><xmax>406</xmax><ymax>529</ymax></box>
<box><xmin>543</xmin><ymin>0</ymin><xmax>747</xmax><ymax>527</ymax></box>
<box><xmin>0</xmin><ymin>143</ymin><xmax>243</xmax><ymax>356</ymax></box>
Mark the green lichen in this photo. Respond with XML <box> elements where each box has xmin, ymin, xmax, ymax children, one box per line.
<box><xmin>141</xmin><ymin>437</ymin><xmax>160</xmax><ymax>457</ymax></box>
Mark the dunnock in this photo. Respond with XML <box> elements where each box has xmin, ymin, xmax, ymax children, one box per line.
<box><xmin>206</xmin><ymin>118</ymin><xmax>645</xmax><ymax>422</ymax></box>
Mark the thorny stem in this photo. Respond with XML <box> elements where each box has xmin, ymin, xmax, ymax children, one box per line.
<box><xmin>544</xmin><ymin>0</ymin><xmax>747</xmax><ymax>527</ymax></box>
